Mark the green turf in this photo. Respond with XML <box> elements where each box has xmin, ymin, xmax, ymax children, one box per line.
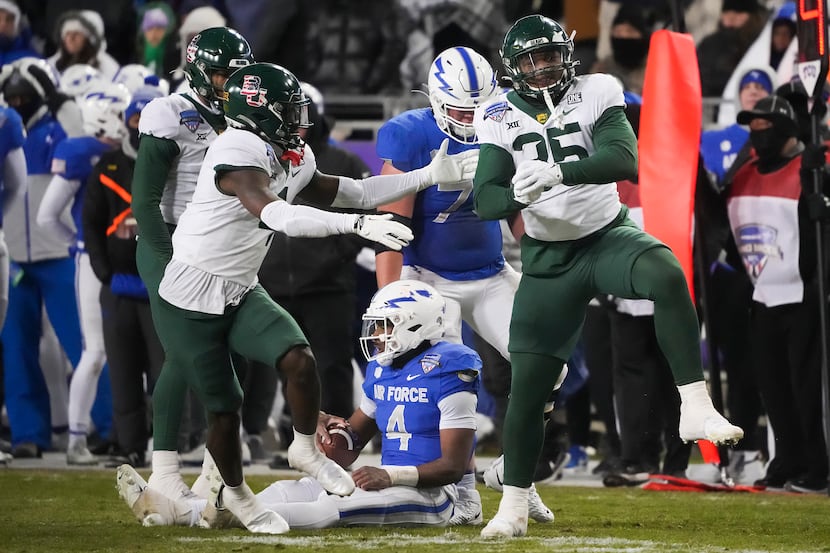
<box><xmin>0</xmin><ymin>470</ymin><xmax>828</xmax><ymax>552</ymax></box>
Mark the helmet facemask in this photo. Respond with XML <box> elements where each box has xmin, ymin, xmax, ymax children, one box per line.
<box><xmin>429</xmin><ymin>94</ymin><xmax>478</xmax><ymax>143</ymax></box>
<box><xmin>269</xmin><ymin>92</ymin><xmax>311</xmax><ymax>150</ymax></box>
<box><xmin>508</xmin><ymin>43</ymin><xmax>577</xmax><ymax>103</ymax></box>
<box><xmin>359</xmin><ymin>281</ymin><xmax>446</xmax><ymax>367</ymax></box>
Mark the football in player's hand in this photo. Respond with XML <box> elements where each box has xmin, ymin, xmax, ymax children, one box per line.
<box><xmin>319</xmin><ymin>422</ymin><xmax>360</xmax><ymax>468</ymax></box>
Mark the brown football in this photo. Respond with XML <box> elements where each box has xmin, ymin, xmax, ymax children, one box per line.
<box><xmin>319</xmin><ymin>422</ymin><xmax>361</xmax><ymax>468</ymax></box>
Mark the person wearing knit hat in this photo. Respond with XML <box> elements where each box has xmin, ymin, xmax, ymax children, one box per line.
<box><xmin>701</xmin><ymin>66</ymin><xmax>775</xmax><ymax>187</ymax></box>
<box><xmin>0</xmin><ymin>0</ymin><xmax>39</xmax><ymax>64</ymax></box>
<box><xmin>721</xmin><ymin>0</ymin><xmax>761</xmax><ymax>28</ymax></box>
<box><xmin>137</xmin><ymin>3</ymin><xmax>175</xmax><ymax>78</ymax></box>
<box><xmin>47</xmin><ymin>10</ymin><xmax>119</xmax><ymax>79</ymax></box>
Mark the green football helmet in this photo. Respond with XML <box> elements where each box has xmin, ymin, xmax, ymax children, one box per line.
<box><xmin>500</xmin><ymin>15</ymin><xmax>580</xmax><ymax>101</ymax></box>
<box><xmin>184</xmin><ymin>27</ymin><xmax>253</xmax><ymax>110</ymax></box>
<box><xmin>223</xmin><ymin>63</ymin><xmax>311</xmax><ymax>150</ymax></box>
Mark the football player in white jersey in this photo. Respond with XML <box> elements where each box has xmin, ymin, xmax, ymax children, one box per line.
<box><xmin>375</xmin><ymin>46</ymin><xmax>557</xmax><ymax>525</ymax></box>
<box><xmin>131</xmin><ymin>27</ymin><xmax>253</xmax><ymax>503</ymax></box>
<box><xmin>118</xmin><ymin>281</ymin><xmax>503</xmax><ymax>530</ymax></box>
<box><xmin>126</xmin><ymin>62</ymin><xmax>476</xmax><ymax>534</ymax></box>
<box><xmin>471</xmin><ymin>15</ymin><xmax>745</xmax><ymax>538</ymax></box>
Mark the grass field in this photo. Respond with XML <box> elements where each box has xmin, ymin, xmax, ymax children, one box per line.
<box><xmin>1</xmin><ymin>470</ymin><xmax>828</xmax><ymax>553</ymax></box>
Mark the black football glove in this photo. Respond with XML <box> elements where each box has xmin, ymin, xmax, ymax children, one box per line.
<box><xmin>21</xmin><ymin>61</ymin><xmax>70</xmax><ymax>113</ymax></box>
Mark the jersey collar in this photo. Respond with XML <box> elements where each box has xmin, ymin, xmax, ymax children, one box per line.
<box><xmin>182</xmin><ymin>92</ymin><xmax>227</xmax><ymax>133</ymax></box>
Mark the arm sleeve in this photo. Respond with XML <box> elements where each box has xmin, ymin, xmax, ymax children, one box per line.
<box><xmin>82</xmin><ymin>167</ymin><xmax>112</xmax><ymax>283</ymax></box>
<box><xmin>37</xmin><ymin>175</ymin><xmax>79</xmax><ymax>244</ymax></box>
<box><xmin>54</xmin><ymin>99</ymin><xmax>84</xmax><ymax>138</ymax></box>
<box><xmin>2</xmin><ymin>147</ymin><xmax>26</xmax><ymax>219</ymax></box>
<box><xmin>259</xmin><ymin>199</ymin><xmax>359</xmax><ymax>238</ymax></box>
<box><xmin>560</xmin><ymin>106</ymin><xmax>638</xmax><ymax>185</ymax></box>
<box><xmin>329</xmin><ymin>169</ymin><xmax>430</xmax><ymax>209</ymax></box>
<box><xmin>472</xmin><ymin>143</ymin><xmax>525</xmax><ymax>220</ymax></box>
<box><xmin>131</xmin><ymin>135</ymin><xmax>180</xmax><ymax>261</ymax></box>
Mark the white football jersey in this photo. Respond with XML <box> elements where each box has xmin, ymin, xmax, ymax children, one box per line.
<box><xmin>474</xmin><ymin>73</ymin><xmax>625</xmax><ymax>241</ymax></box>
<box><xmin>170</xmin><ymin>128</ymin><xmax>317</xmax><ymax>288</ymax></box>
<box><xmin>138</xmin><ymin>94</ymin><xmax>219</xmax><ymax>225</ymax></box>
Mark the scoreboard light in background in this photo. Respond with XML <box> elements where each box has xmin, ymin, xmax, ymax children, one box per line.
<box><xmin>797</xmin><ymin>0</ymin><xmax>828</xmax><ymax>98</ymax></box>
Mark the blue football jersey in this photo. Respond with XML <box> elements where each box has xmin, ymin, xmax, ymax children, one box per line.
<box><xmin>700</xmin><ymin>123</ymin><xmax>748</xmax><ymax>185</ymax></box>
<box><xmin>362</xmin><ymin>341</ymin><xmax>481</xmax><ymax>467</ymax></box>
<box><xmin>25</xmin><ymin>114</ymin><xmax>66</xmax><ymax>176</ymax></box>
<box><xmin>51</xmin><ymin>136</ymin><xmax>114</xmax><ymax>243</ymax></box>
<box><xmin>0</xmin><ymin>107</ymin><xmax>25</xmax><ymax>228</ymax></box>
<box><xmin>376</xmin><ymin>108</ymin><xmax>504</xmax><ymax>281</ymax></box>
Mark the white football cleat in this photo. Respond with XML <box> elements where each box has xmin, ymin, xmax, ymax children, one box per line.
<box><xmin>448</xmin><ymin>487</ymin><xmax>483</xmax><ymax>525</ymax></box>
<box><xmin>197</xmin><ymin>462</ymin><xmax>243</xmax><ymax>530</ymax></box>
<box><xmin>243</xmin><ymin>510</ymin><xmax>290</xmax><ymax>534</ymax></box>
<box><xmin>116</xmin><ymin>464</ymin><xmax>148</xmax><ymax>517</ymax></box>
<box><xmin>287</xmin><ymin>441</ymin><xmax>355</xmax><ymax>496</ymax></box>
<box><xmin>67</xmin><ymin>444</ymin><xmax>97</xmax><ymax>466</ymax></box>
<box><xmin>678</xmin><ymin>381</ymin><xmax>744</xmax><ymax>445</ymax></box>
<box><xmin>483</xmin><ymin>456</ymin><xmax>554</xmax><ymax>522</ymax></box>
<box><xmin>117</xmin><ymin>464</ymin><xmax>193</xmax><ymax>526</ymax></box>
<box><xmin>527</xmin><ymin>484</ymin><xmax>554</xmax><ymax>523</ymax></box>
<box><xmin>482</xmin><ymin>455</ymin><xmax>505</xmax><ymax>492</ymax></box>
<box><xmin>480</xmin><ymin>514</ymin><xmax>528</xmax><ymax>538</ymax></box>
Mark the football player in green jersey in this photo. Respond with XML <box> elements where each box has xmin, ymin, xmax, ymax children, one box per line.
<box><xmin>472</xmin><ymin>15</ymin><xmax>744</xmax><ymax>538</ymax></box>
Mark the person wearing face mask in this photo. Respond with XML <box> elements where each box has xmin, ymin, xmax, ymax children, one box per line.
<box><xmin>590</xmin><ymin>5</ymin><xmax>652</xmax><ymax>96</ymax></box>
<box><xmin>81</xmin><ymin>83</ymin><xmax>165</xmax><ymax>468</ymax></box>
<box><xmin>697</xmin><ymin>0</ymin><xmax>768</xmax><ymax>98</ymax></box>
<box><xmin>702</xmin><ymin>68</ymin><xmax>774</xmax><ymax>190</ymax></box>
<box><xmin>727</xmin><ymin>95</ymin><xmax>830</xmax><ymax>494</ymax></box>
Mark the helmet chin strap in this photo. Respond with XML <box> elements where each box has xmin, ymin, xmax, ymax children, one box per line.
<box><xmin>542</xmin><ymin>88</ymin><xmax>557</xmax><ymax>116</ymax></box>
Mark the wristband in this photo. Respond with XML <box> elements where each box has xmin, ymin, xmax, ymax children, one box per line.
<box><xmin>383</xmin><ymin>465</ymin><xmax>419</xmax><ymax>487</ymax></box>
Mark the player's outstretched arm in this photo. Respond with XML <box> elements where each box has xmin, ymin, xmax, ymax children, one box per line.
<box><xmin>223</xmin><ymin>168</ymin><xmax>413</xmax><ymax>250</ymax></box>
<box><xmin>299</xmin><ymin>139</ymin><xmax>477</xmax><ymax>210</ymax></box>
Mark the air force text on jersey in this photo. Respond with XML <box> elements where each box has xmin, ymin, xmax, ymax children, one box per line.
<box><xmin>374</xmin><ymin>384</ymin><xmax>430</xmax><ymax>404</ymax></box>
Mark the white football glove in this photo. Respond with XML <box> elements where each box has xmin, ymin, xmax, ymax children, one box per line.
<box><xmin>421</xmin><ymin>138</ymin><xmax>479</xmax><ymax>189</ymax></box>
<box><xmin>511</xmin><ymin>159</ymin><xmax>564</xmax><ymax>205</ymax></box>
<box><xmin>353</xmin><ymin>213</ymin><xmax>413</xmax><ymax>251</ymax></box>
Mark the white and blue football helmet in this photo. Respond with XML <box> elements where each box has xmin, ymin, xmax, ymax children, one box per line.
<box><xmin>60</xmin><ymin>64</ymin><xmax>105</xmax><ymax>98</ymax></box>
<box><xmin>360</xmin><ymin>280</ymin><xmax>446</xmax><ymax>366</ymax></box>
<box><xmin>80</xmin><ymin>82</ymin><xmax>131</xmax><ymax>142</ymax></box>
<box><xmin>427</xmin><ymin>46</ymin><xmax>498</xmax><ymax>144</ymax></box>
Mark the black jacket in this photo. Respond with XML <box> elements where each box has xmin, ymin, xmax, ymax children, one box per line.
<box><xmin>258</xmin><ymin>111</ymin><xmax>371</xmax><ymax>298</ymax></box>
<box><xmin>82</xmin><ymin>148</ymin><xmax>139</xmax><ymax>285</ymax></box>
